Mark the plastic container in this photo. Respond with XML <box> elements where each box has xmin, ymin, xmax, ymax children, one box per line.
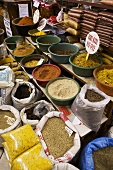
<box><xmin>69</xmin><ymin>54</ymin><xmax>103</xmax><ymax>77</ymax></box>
<box><xmin>93</xmin><ymin>64</ymin><xmax>113</xmax><ymax>96</ymax></box>
<box><xmin>36</xmin><ymin>35</ymin><xmax>61</xmax><ymax>53</ymax></box>
<box><xmin>48</xmin><ymin>43</ymin><xmax>79</xmax><ymax>64</ymax></box>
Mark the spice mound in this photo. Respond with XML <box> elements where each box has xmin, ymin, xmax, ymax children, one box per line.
<box><xmin>93</xmin><ymin>146</ymin><xmax>113</xmax><ymax>170</ymax></box>
<box><xmin>53</xmin><ymin>50</ymin><xmax>75</xmax><ymax>55</ymax></box>
<box><xmin>85</xmin><ymin>89</ymin><xmax>105</xmax><ymax>102</ymax></box>
<box><xmin>97</xmin><ymin>68</ymin><xmax>113</xmax><ymax>86</ymax></box>
<box><xmin>13</xmin><ymin>44</ymin><xmax>34</xmax><ymax>57</ymax></box>
<box><xmin>42</xmin><ymin>117</ymin><xmax>75</xmax><ymax>159</ymax></box>
<box><xmin>0</xmin><ymin>110</ymin><xmax>15</xmax><ymax>130</ymax></box>
<box><xmin>17</xmin><ymin>16</ymin><xmax>34</xmax><ymax>25</ymax></box>
<box><xmin>14</xmin><ymin>84</ymin><xmax>32</xmax><ymax>99</ymax></box>
<box><xmin>33</xmin><ymin>65</ymin><xmax>61</xmax><ymax>80</ymax></box>
<box><xmin>73</xmin><ymin>53</ymin><xmax>101</xmax><ymax>68</ymax></box>
<box><xmin>47</xmin><ymin>78</ymin><xmax>79</xmax><ymax>99</ymax></box>
<box><xmin>25</xmin><ymin>60</ymin><xmax>39</xmax><ymax>67</ymax></box>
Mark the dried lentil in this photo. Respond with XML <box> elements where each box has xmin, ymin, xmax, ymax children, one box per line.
<box><xmin>42</xmin><ymin>117</ymin><xmax>75</xmax><ymax>159</ymax></box>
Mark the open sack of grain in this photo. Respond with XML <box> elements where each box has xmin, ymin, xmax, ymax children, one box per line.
<box><xmin>35</xmin><ymin>111</ymin><xmax>80</xmax><ymax>164</ymax></box>
<box><xmin>79</xmin><ymin>137</ymin><xmax>113</xmax><ymax>170</ymax></box>
<box><xmin>20</xmin><ymin>100</ymin><xmax>55</xmax><ymax>129</ymax></box>
<box><xmin>11</xmin><ymin>81</ymin><xmax>42</xmax><ymax>111</ymax></box>
<box><xmin>0</xmin><ymin>105</ymin><xmax>21</xmax><ymax>147</ymax></box>
<box><xmin>71</xmin><ymin>84</ymin><xmax>110</xmax><ymax>132</ymax></box>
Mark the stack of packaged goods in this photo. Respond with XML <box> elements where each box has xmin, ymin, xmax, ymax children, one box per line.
<box><xmin>95</xmin><ymin>11</ymin><xmax>113</xmax><ymax>47</ymax></box>
<box><xmin>80</xmin><ymin>10</ymin><xmax>98</xmax><ymax>40</ymax></box>
<box><xmin>68</xmin><ymin>7</ymin><xmax>83</xmax><ymax>23</ymax></box>
<box><xmin>109</xmin><ymin>36</ymin><xmax>113</xmax><ymax>51</ymax></box>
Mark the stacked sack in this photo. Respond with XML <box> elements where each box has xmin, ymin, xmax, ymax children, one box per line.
<box><xmin>80</xmin><ymin>10</ymin><xmax>98</xmax><ymax>40</ymax></box>
<box><xmin>63</xmin><ymin>7</ymin><xmax>82</xmax><ymax>40</ymax></box>
<box><xmin>95</xmin><ymin>11</ymin><xmax>113</xmax><ymax>47</ymax></box>
<box><xmin>109</xmin><ymin>36</ymin><xmax>113</xmax><ymax>51</ymax></box>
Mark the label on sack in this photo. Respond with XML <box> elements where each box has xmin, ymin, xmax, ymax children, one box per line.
<box><xmin>85</xmin><ymin>31</ymin><xmax>100</xmax><ymax>54</ymax></box>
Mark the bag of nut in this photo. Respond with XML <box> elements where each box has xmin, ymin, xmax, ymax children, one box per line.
<box><xmin>35</xmin><ymin>111</ymin><xmax>80</xmax><ymax>164</ymax></box>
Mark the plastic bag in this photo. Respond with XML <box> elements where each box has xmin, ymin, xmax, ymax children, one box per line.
<box><xmin>2</xmin><ymin>124</ymin><xmax>40</xmax><ymax>163</ymax></box>
<box><xmin>11</xmin><ymin>81</ymin><xmax>42</xmax><ymax>111</ymax></box>
<box><xmin>20</xmin><ymin>100</ymin><xmax>55</xmax><ymax>129</ymax></box>
<box><xmin>35</xmin><ymin>111</ymin><xmax>80</xmax><ymax>164</ymax></box>
<box><xmin>71</xmin><ymin>84</ymin><xmax>110</xmax><ymax>132</ymax></box>
<box><xmin>11</xmin><ymin>143</ymin><xmax>53</xmax><ymax>170</ymax></box>
<box><xmin>52</xmin><ymin>163</ymin><xmax>79</xmax><ymax>170</ymax></box>
<box><xmin>79</xmin><ymin>137</ymin><xmax>113</xmax><ymax>170</ymax></box>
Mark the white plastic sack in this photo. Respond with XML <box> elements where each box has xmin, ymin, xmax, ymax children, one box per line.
<box><xmin>71</xmin><ymin>84</ymin><xmax>110</xmax><ymax>132</ymax></box>
<box><xmin>20</xmin><ymin>100</ymin><xmax>55</xmax><ymax>129</ymax></box>
<box><xmin>0</xmin><ymin>105</ymin><xmax>20</xmax><ymax>147</ymax></box>
<box><xmin>0</xmin><ymin>66</ymin><xmax>14</xmax><ymax>88</ymax></box>
<box><xmin>11</xmin><ymin>81</ymin><xmax>42</xmax><ymax>111</ymax></box>
<box><xmin>35</xmin><ymin>111</ymin><xmax>80</xmax><ymax>164</ymax></box>
<box><xmin>52</xmin><ymin>163</ymin><xmax>79</xmax><ymax>170</ymax></box>
<box><xmin>0</xmin><ymin>66</ymin><xmax>14</xmax><ymax>105</ymax></box>
<box><xmin>108</xmin><ymin>126</ymin><xmax>113</xmax><ymax>138</ymax></box>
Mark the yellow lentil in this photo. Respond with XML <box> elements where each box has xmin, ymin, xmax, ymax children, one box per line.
<box><xmin>2</xmin><ymin>124</ymin><xmax>40</xmax><ymax>163</ymax></box>
<box><xmin>11</xmin><ymin>143</ymin><xmax>53</xmax><ymax>170</ymax></box>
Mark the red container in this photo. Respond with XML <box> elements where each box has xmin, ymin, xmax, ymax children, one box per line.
<box><xmin>32</xmin><ymin>64</ymin><xmax>61</xmax><ymax>87</ymax></box>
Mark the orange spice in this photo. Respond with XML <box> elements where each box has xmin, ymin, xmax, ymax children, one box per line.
<box><xmin>18</xmin><ymin>16</ymin><xmax>34</xmax><ymax>25</ymax></box>
<box><xmin>34</xmin><ymin>65</ymin><xmax>60</xmax><ymax>80</ymax></box>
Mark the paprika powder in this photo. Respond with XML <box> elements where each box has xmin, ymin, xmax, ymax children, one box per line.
<box><xmin>18</xmin><ymin>16</ymin><xmax>34</xmax><ymax>25</ymax></box>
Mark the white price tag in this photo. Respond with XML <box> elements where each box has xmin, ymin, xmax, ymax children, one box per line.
<box><xmin>4</xmin><ymin>17</ymin><xmax>12</xmax><ymax>37</ymax></box>
<box><xmin>33</xmin><ymin>1</ymin><xmax>40</xmax><ymax>8</ymax></box>
<box><xmin>18</xmin><ymin>4</ymin><xmax>29</xmax><ymax>18</ymax></box>
<box><xmin>85</xmin><ymin>31</ymin><xmax>100</xmax><ymax>54</ymax></box>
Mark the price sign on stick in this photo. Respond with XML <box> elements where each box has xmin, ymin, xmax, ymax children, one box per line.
<box><xmin>85</xmin><ymin>31</ymin><xmax>100</xmax><ymax>61</ymax></box>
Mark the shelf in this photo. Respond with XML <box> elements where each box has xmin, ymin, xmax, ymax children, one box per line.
<box><xmin>63</xmin><ymin>0</ymin><xmax>113</xmax><ymax>10</ymax></box>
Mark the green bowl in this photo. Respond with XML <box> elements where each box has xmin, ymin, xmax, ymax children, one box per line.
<box><xmin>48</xmin><ymin>43</ymin><xmax>79</xmax><ymax>64</ymax></box>
<box><xmin>69</xmin><ymin>54</ymin><xmax>103</xmax><ymax>77</ymax></box>
<box><xmin>28</xmin><ymin>29</ymin><xmax>49</xmax><ymax>43</ymax></box>
<box><xmin>46</xmin><ymin>77</ymin><xmax>80</xmax><ymax>106</ymax></box>
<box><xmin>36</xmin><ymin>35</ymin><xmax>61</xmax><ymax>53</ymax></box>
<box><xmin>4</xmin><ymin>36</ymin><xmax>22</xmax><ymax>50</ymax></box>
<box><xmin>12</xmin><ymin>45</ymin><xmax>35</xmax><ymax>62</ymax></box>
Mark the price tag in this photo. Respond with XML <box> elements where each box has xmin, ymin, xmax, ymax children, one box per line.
<box><xmin>37</xmin><ymin>18</ymin><xmax>47</xmax><ymax>31</ymax></box>
<box><xmin>18</xmin><ymin>4</ymin><xmax>29</xmax><ymax>18</ymax></box>
<box><xmin>85</xmin><ymin>31</ymin><xmax>100</xmax><ymax>60</ymax></box>
<box><xmin>33</xmin><ymin>1</ymin><xmax>40</xmax><ymax>8</ymax></box>
<box><xmin>33</xmin><ymin>9</ymin><xmax>40</xmax><ymax>24</ymax></box>
<box><xmin>4</xmin><ymin>17</ymin><xmax>12</xmax><ymax>37</ymax></box>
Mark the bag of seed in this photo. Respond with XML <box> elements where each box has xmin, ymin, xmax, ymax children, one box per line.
<box><xmin>20</xmin><ymin>100</ymin><xmax>55</xmax><ymax>129</ymax></box>
<box><xmin>11</xmin><ymin>81</ymin><xmax>42</xmax><ymax>111</ymax></box>
<box><xmin>0</xmin><ymin>66</ymin><xmax>14</xmax><ymax>105</ymax></box>
<box><xmin>79</xmin><ymin>137</ymin><xmax>113</xmax><ymax>170</ymax></box>
<box><xmin>52</xmin><ymin>163</ymin><xmax>79</xmax><ymax>170</ymax></box>
<box><xmin>0</xmin><ymin>105</ymin><xmax>20</xmax><ymax>147</ymax></box>
<box><xmin>71</xmin><ymin>84</ymin><xmax>110</xmax><ymax>132</ymax></box>
<box><xmin>35</xmin><ymin>111</ymin><xmax>80</xmax><ymax>164</ymax></box>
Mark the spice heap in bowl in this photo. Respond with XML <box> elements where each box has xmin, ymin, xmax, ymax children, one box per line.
<box><xmin>93</xmin><ymin>64</ymin><xmax>113</xmax><ymax>96</ymax></box>
<box><xmin>69</xmin><ymin>52</ymin><xmax>103</xmax><ymax>77</ymax></box>
<box><xmin>48</xmin><ymin>43</ymin><xmax>79</xmax><ymax>64</ymax></box>
<box><xmin>32</xmin><ymin>64</ymin><xmax>61</xmax><ymax>87</ymax></box>
<box><xmin>46</xmin><ymin>77</ymin><xmax>80</xmax><ymax>106</ymax></box>
<box><xmin>12</xmin><ymin>16</ymin><xmax>38</xmax><ymax>36</ymax></box>
<box><xmin>20</xmin><ymin>54</ymin><xmax>48</xmax><ymax>74</ymax></box>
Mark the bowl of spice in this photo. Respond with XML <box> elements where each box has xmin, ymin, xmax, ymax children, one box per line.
<box><xmin>0</xmin><ymin>28</ymin><xmax>4</xmax><ymax>45</ymax></box>
<box><xmin>12</xmin><ymin>44</ymin><xmax>35</xmax><ymax>62</ymax></box>
<box><xmin>12</xmin><ymin>16</ymin><xmax>38</xmax><ymax>36</ymax></box>
<box><xmin>32</xmin><ymin>64</ymin><xmax>61</xmax><ymax>87</ymax></box>
<box><xmin>36</xmin><ymin>35</ymin><xmax>61</xmax><ymax>52</ymax></box>
<box><xmin>28</xmin><ymin>29</ymin><xmax>48</xmax><ymax>43</ymax></box>
<box><xmin>48</xmin><ymin>43</ymin><xmax>79</xmax><ymax>64</ymax></box>
<box><xmin>69</xmin><ymin>52</ymin><xmax>103</xmax><ymax>77</ymax></box>
<box><xmin>46</xmin><ymin>77</ymin><xmax>80</xmax><ymax>106</ymax></box>
<box><xmin>93</xmin><ymin>65</ymin><xmax>113</xmax><ymax>96</ymax></box>
<box><xmin>4</xmin><ymin>36</ymin><xmax>22</xmax><ymax>50</ymax></box>
<box><xmin>20</xmin><ymin>54</ymin><xmax>49</xmax><ymax>74</ymax></box>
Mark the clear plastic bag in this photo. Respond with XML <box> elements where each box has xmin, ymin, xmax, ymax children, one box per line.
<box><xmin>11</xmin><ymin>143</ymin><xmax>53</xmax><ymax>170</ymax></box>
<box><xmin>71</xmin><ymin>84</ymin><xmax>110</xmax><ymax>132</ymax></box>
<box><xmin>2</xmin><ymin>124</ymin><xmax>40</xmax><ymax>163</ymax></box>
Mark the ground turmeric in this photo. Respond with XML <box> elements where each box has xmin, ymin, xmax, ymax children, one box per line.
<box><xmin>18</xmin><ymin>16</ymin><xmax>34</xmax><ymax>25</ymax></box>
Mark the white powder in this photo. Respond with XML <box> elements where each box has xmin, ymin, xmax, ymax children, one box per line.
<box><xmin>48</xmin><ymin>79</ymin><xmax>79</xmax><ymax>99</ymax></box>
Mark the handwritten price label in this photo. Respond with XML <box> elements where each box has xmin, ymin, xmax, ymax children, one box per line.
<box><xmin>85</xmin><ymin>31</ymin><xmax>100</xmax><ymax>54</ymax></box>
